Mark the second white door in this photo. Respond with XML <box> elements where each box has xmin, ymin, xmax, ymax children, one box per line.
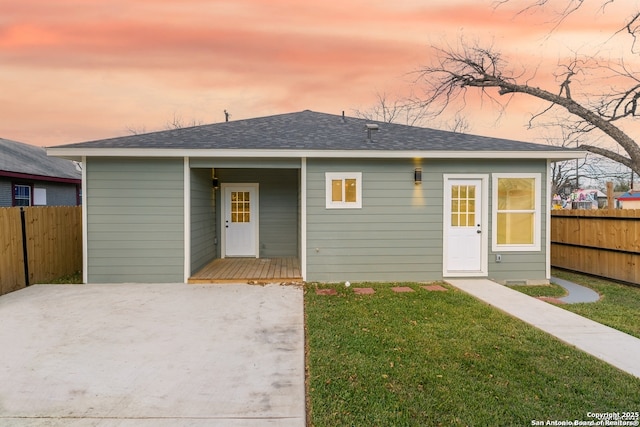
<box><xmin>444</xmin><ymin>177</ymin><xmax>486</xmax><ymax>276</ymax></box>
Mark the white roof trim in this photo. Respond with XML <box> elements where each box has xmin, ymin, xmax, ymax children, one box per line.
<box><xmin>47</xmin><ymin>147</ymin><xmax>586</xmax><ymax>161</ymax></box>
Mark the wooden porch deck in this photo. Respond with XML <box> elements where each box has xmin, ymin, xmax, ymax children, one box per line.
<box><xmin>188</xmin><ymin>257</ymin><xmax>302</xmax><ymax>284</ymax></box>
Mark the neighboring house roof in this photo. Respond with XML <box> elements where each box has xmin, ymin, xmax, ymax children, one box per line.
<box><xmin>617</xmin><ymin>191</ymin><xmax>640</xmax><ymax>201</ymax></box>
<box><xmin>1</xmin><ymin>138</ymin><xmax>81</xmax><ymax>182</ymax></box>
<box><xmin>48</xmin><ymin>110</ymin><xmax>585</xmax><ymax>160</ymax></box>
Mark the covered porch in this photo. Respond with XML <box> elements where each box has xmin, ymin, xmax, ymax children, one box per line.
<box><xmin>188</xmin><ymin>161</ymin><xmax>303</xmax><ymax>283</ymax></box>
<box><xmin>188</xmin><ymin>257</ymin><xmax>302</xmax><ymax>284</ymax></box>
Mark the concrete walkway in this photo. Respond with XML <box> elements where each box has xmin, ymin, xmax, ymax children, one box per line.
<box><xmin>0</xmin><ymin>283</ymin><xmax>305</xmax><ymax>426</ymax></box>
<box><xmin>447</xmin><ymin>279</ymin><xmax>640</xmax><ymax>379</ymax></box>
<box><xmin>551</xmin><ymin>276</ymin><xmax>601</xmax><ymax>304</ymax></box>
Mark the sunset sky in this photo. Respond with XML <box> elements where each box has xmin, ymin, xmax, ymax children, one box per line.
<box><xmin>0</xmin><ymin>0</ymin><xmax>635</xmax><ymax>147</ymax></box>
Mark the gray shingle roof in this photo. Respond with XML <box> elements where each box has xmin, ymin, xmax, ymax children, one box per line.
<box><xmin>0</xmin><ymin>138</ymin><xmax>81</xmax><ymax>180</ymax></box>
<box><xmin>55</xmin><ymin>110</ymin><xmax>571</xmax><ymax>153</ymax></box>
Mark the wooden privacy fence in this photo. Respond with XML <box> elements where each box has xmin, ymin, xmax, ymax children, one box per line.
<box><xmin>0</xmin><ymin>206</ymin><xmax>82</xmax><ymax>296</ymax></box>
<box><xmin>551</xmin><ymin>209</ymin><xmax>640</xmax><ymax>285</ymax></box>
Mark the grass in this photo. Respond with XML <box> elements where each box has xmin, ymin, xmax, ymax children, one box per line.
<box><xmin>511</xmin><ymin>269</ymin><xmax>640</xmax><ymax>339</ymax></box>
<box><xmin>45</xmin><ymin>271</ymin><xmax>83</xmax><ymax>284</ymax></box>
<box><xmin>305</xmin><ymin>282</ymin><xmax>640</xmax><ymax>426</ymax></box>
<box><xmin>507</xmin><ymin>282</ymin><xmax>566</xmax><ymax>299</ymax></box>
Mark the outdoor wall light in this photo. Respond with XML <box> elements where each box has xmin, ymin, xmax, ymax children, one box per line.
<box><xmin>414</xmin><ymin>168</ymin><xmax>422</xmax><ymax>184</ymax></box>
<box><xmin>212</xmin><ymin>177</ymin><xmax>220</xmax><ymax>189</ymax></box>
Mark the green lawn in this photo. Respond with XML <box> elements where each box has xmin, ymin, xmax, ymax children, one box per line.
<box><xmin>305</xmin><ymin>282</ymin><xmax>640</xmax><ymax>426</ymax></box>
<box><xmin>511</xmin><ymin>269</ymin><xmax>640</xmax><ymax>339</ymax></box>
<box><xmin>507</xmin><ymin>282</ymin><xmax>566</xmax><ymax>299</ymax></box>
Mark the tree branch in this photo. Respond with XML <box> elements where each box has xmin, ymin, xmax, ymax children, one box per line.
<box><xmin>579</xmin><ymin>144</ymin><xmax>636</xmax><ymax>170</ymax></box>
<box><xmin>417</xmin><ymin>42</ymin><xmax>640</xmax><ymax>175</ymax></box>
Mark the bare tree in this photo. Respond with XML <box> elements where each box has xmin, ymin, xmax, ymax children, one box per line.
<box><xmin>446</xmin><ymin>113</ymin><xmax>471</xmax><ymax>134</ymax></box>
<box><xmin>125</xmin><ymin>125</ymin><xmax>147</xmax><ymax>135</ymax></box>
<box><xmin>354</xmin><ymin>92</ymin><xmax>430</xmax><ymax>126</ymax></box>
<box><xmin>354</xmin><ymin>91</ymin><xmax>470</xmax><ymax>133</ymax></box>
<box><xmin>539</xmin><ymin>128</ymin><xmax>582</xmax><ymax>195</ymax></box>
<box><xmin>538</xmin><ymin>120</ymin><xmax>632</xmax><ymax>194</ymax></box>
<box><xmin>550</xmin><ymin>160</ymin><xmax>576</xmax><ymax>195</ymax></box>
<box><xmin>165</xmin><ymin>112</ymin><xmax>203</xmax><ymax>130</ymax></box>
<box><xmin>126</xmin><ymin>112</ymin><xmax>204</xmax><ymax>135</ymax></box>
<box><xmin>416</xmin><ymin>1</ymin><xmax>640</xmax><ymax>175</ymax></box>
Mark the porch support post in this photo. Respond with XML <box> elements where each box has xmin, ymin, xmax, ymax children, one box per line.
<box><xmin>82</xmin><ymin>156</ymin><xmax>88</xmax><ymax>284</ymax></box>
<box><xmin>301</xmin><ymin>157</ymin><xmax>307</xmax><ymax>281</ymax></box>
<box><xmin>184</xmin><ymin>157</ymin><xmax>191</xmax><ymax>283</ymax></box>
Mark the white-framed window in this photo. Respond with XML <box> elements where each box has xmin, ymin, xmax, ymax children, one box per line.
<box><xmin>13</xmin><ymin>184</ymin><xmax>31</xmax><ymax>207</ymax></box>
<box><xmin>492</xmin><ymin>173</ymin><xmax>541</xmax><ymax>252</ymax></box>
<box><xmin>325</xmin><ymin>172</ymin><xmax>362</xmax><ymax>209</ymax></box>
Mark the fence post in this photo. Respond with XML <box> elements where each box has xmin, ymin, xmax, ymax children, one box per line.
<box><xmin>20</xmin><ymin>207</ymin><xmax>29</xmax><ymax>287</ymax></box>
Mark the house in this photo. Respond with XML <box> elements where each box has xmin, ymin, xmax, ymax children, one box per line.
<box><xmin>567</xmin><ymin>188</ymin><xmax>606</xmax><ymax>209</ymax></box>
<box><xmin>1</xmin><ymin>138</ymin><xmax>81</xmax><ymax>207</ymax></box>
<box><xmin>616</xmin><ymin>190</ymin><xmax>640</xmax><ymax>209</ymax></box>
<box><xmin>48</xmin><ymin>110</ymin><xmax>584</xmax><ymax>285</ymax></box>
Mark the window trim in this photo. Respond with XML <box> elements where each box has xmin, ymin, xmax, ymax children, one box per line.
<box><xmin>325</xmin><ymin>172</ymin><xmax>362</xmax><ymax>209</ymax></box>
<box><xmin>12</xmin><ymin>183</ymin><xmax>32</xmax><ymax>207</ymax></box>
<box><xmin>492</xmin><ymin>173</ymin><xmax>541</xmax><ymax>252</ymax></box>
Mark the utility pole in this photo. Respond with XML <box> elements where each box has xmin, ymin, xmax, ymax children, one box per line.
<box><xmin>575</xmin><ymin>139</ymin><xmax>580</xmax><ymax>190</ymax></box>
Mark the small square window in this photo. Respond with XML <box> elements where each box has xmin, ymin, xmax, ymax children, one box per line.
<box><xmin>325</xmin><ymin>172</ymin><xmax>362</xmax><ymax>209</ymax></box>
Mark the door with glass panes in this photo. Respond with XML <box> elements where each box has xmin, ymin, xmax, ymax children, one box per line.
<box><xmin>223</xmin><ymin>184</ymin><xmax>258</xmax><ymax>257</ymax></box>
<box><xmin>444</xmin><ymin>177</ymin><xmax>486</xmax><ymax>275</ymax></box>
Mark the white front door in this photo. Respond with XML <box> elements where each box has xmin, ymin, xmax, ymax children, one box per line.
<box><xmin>443</xmin><ymin>177</ymin><xmax>487</xmax><ymax>276</ymax></box>
<box><xmin>223</xmin><ymin>184</ymin><xmax>259</xmax><ymax>257</ymax></box>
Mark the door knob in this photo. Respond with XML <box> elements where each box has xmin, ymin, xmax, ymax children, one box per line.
<box><xmin>477</xmin><ymin>230</ymin><xmax>482</xmax><ymax>234</ymax></box>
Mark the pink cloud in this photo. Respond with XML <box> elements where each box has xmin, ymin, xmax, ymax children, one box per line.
<box><xmin>0</xmin><ymin>0</ymin><xmax>635</xmax><ymax>146</ymax></box>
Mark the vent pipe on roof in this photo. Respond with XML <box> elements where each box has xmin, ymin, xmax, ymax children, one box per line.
<box><xmin>224</xmin><ymin>110</ymin><xmax>230</xmax><ymax>122</ymax></box>
<box><xmin>342</xmin><ymin>111</ymin><xmax>346</xmax><ymax>123</ymax></box>
<box><xmin>365</xmin><ymin>123</ymin><xmax>379</xmax><ymax>141</ymax></box>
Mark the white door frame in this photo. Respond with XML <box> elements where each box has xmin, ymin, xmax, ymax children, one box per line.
<box><xmin>442</xmin><ymin>174</ymin><xmax>489</xmax><ymax>277</ymax></box>
<box><xmin>220</xmin><ymin>183</ymin><xmax>259</xmax><ymax>258</ymax></box>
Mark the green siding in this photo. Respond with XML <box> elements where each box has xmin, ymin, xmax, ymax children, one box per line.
<box><xmin>306</xmin><ymin>158</ymin><xmax>548</xmax><ymax>283</ymax></box>
<box><xmin>216</xmin><ymin>169</ymin><xmax>299</xmax><ymax>257</ymax></box>
<box><xmin>435</xmin><ymin>159</ymin><xmax>548</xmax><ymax>284</ymax></box>
<box><xmin>86</xmin><ymin>158</ymin><xmax>184</xmax><ymax>283</ymax></box>
<box><xmin>191</xmin><ymin>168</ymin><xmax>216</xmax><ymax>274</ymax></box>
<box><xmin>306</xmin><ymin>158</ymin><xmax>437</xmax><ymax>282</ymax></box>
<box><xmin>83</xmin><ymin>155</ymin><xmax>548</xmax><ymax>284</ymax></box>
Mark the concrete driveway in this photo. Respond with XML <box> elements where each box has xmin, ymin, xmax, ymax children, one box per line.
<box><xmin>0</xmin><ymin>283</ymin><xmax>305</xmax><ymax>426</ymax></box>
